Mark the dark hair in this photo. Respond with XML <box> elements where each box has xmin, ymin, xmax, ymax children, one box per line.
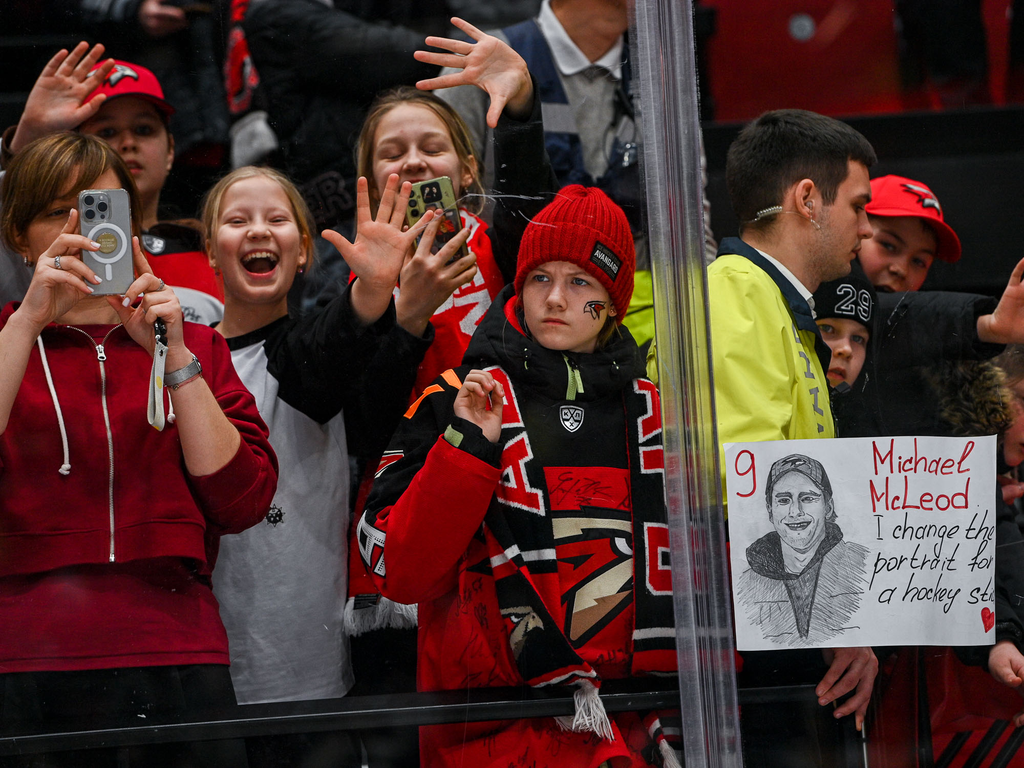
<box><xmin>1</xmin><ymin>132</ymin><xmax>142</xmax><ymax>253</ymax></box>
<box><xmin>726</xmin><ymin>109</ymin><xmax>876</xmax><ymax>233</ymax></box>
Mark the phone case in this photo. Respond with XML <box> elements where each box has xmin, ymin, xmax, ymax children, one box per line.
<box><xmin>79</xmin><ymin>188</ymin><xmax>134</xmax><ymax>296</ymax></box>
<box><xmin>405</xmin><ymin>176</ymin><xmax>468</xmax><ymax>263</ymax></box>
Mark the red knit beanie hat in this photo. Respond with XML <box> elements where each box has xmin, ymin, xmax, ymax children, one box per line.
<box><xmin>514</xmin><ymin>185</ymin><xmax>635</xmax><ymax>321</ymax></box>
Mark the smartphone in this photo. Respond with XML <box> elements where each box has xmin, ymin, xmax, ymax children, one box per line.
<box><xmin>79</xmin><ymin>189</ymin><xmax>134</xmax><ymax>296</ymax></box>
<box><xmin>405</xmin><ymin>176</ymin><xmax>467</xmax><ymax>264</ymax></box>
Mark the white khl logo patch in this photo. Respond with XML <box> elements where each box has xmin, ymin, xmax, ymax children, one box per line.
<box><xmin>560</xmin><ymin>405</ymin><xmax>584</xmax><ymax>433</ymax></box>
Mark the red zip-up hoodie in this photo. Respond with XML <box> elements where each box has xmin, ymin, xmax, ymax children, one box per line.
<box><xmin>0</xmin><ymin>304</ymin><xmax>278</xmax><ymax>672</ymax></box>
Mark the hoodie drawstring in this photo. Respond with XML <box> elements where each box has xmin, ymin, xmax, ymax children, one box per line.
<box><xmin>36</xmin><ymin>336</ymin><xmax>71</xmax><ymax>475</ymax></box>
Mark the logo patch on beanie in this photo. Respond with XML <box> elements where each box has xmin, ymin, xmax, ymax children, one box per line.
<box><xmin>590</xmin><ymin>242</ymin><xmax>621</xmax><ymax>282</ymax></box>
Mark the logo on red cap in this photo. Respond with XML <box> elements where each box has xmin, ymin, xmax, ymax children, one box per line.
<box><xmin>901</xmin><ymin>183</ymin><xmax>942</xmax><ymax>213</ymax></box>
<box><xmin>107</xmin><ymin>64</ymin><xmax>140</xmax><ymax>88</ymax></box>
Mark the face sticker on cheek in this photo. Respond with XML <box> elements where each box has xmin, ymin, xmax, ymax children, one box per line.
<box><xmin>584</xmin><ymin>301</ymin><xmax>606</xmax><ymax>320</ymax></box>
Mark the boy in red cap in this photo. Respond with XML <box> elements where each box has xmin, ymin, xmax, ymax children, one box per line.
<box><xmin>0</xmin><ymin>43</ymin><xmax>223</xmax><ymax>323</ymax></box>
<box><xmin>858</xmin><ymin>174</ymin><xmax>962</xmax><ymax>293</ymax></box>
<box><xmin>839</xmin><ymin>170</ymin><xmax>1024</xmax><ymax>437</ymax></box>
<box><xmin>360</xmin><ymin>185</ymin><xmax>680</xmax><ymax>768</ymax></box>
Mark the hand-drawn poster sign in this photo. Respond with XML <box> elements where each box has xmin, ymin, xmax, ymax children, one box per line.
<box><xmin>724</xmin><ymin>436</ymin><xmax>996</xmax><ymax>651</ymax></box>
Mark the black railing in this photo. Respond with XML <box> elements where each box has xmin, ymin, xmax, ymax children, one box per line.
<box><xmin>0</xmin><ymin>681</ymin><xmax>822</xmax><ymax>757</ymax></box>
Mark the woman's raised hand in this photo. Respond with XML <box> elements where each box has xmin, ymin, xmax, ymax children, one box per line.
<box><xmin>322</xmin><ymin>175</ymin><xmax>435</xmax><ymax>325</ymax></box>
<box><xmin>395</xmin><ymin>213</ymin><xmax>475</xmax><ymax>337</ymax></box>
<box><xmin>16</xmin><ymin>210</ymin><xmax>104</xmax><ymax>331</ymax></box>
<box><xmin>415</xmin><ymin>17</ymin><xmax>534</xmax><ymax>127</ymax></box>
<box><xmin>453</xmin><ymin>368</ymin><xmax>505</xmax><ymax>443</ymax></box>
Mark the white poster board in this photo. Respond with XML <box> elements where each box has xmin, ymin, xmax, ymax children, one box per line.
<box><xmin>724</xmin><ymin>436</ymin><xmax>996</xmax><ymax>650</ymax></box>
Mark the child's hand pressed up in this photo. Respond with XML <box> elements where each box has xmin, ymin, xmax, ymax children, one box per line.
<box><xmin>414</xmin><ymin>17</ymin><xmax>534</xmax><ymax>127</ymax></box>
<box><xmin>323</xmin><ymin>174</ymin><xmax>435</xmax><ymax>325</ymax></box>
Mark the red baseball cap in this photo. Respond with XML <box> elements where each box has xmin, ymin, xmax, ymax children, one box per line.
<box><xmin>865</xmin><ymin>175</ymin><xmax>961</xmax><ymax>263</ymax></box>
<box><xmin>85</xmin><ymin>61</ymin><xmax>175</xmax><ymax>119</ymax></box>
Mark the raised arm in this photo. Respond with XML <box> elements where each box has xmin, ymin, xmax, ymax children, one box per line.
<box><xmin>0</xmin><ymin>211</ymin><xmax>103</xmax><ymax>434</ymax></box>
<box><xmin>977</xmin><ymin>256</ymin><xmax>1024</xmax><ymax>344</ymax></box>
<box><xmin>361</xmin><ymin>368</ymin><xmax>504</xmax><ymax>604</ymax></box>
<box><xmin>110</xmin><ymin>239</ymin><xmax>242</xmax><ymax>477</ymax></box>
<box><xmin>417</xmin><ymin>17</ymin><xmax>556</xmax><ymax>283</ymax></box>
<box><xmin>322</xmin><ymin>175</ymin><xmax>436</xmax><ymax>326</ymax></box>
<box><xmin>415</xmin><ymin>17</ymin><xmax>534</xmax><ymax>126</ymax></box>
<box><xmin>9</xmin><ymin>44</ymin><xmax>115</xmax><ymax>157</ymax></box>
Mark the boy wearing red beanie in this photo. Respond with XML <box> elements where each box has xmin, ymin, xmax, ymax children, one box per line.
<box><xmin>360</xmin><ymin>186</ymin><xmax>681</xmax><ymax>768</ymax></box>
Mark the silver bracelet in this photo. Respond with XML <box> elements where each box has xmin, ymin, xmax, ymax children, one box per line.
<box><xmin>164</xmin><ymin>354</ymin><xmax>202</xmax><ymax>389</ymax></box>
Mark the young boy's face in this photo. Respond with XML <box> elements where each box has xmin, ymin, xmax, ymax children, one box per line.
<box><xmin>78</xmin><ymin>96</ymin><xmax>174</xmax><ymax>211</ymax></box>
<box><xmin>817</xmin><ymin>318</ymin><xmax>870</xmax><ymax>388</ymax></box>
<box><xmin>858</xmin><ymin>215</ymin><xmax>938</xmax><ymax>293</ymax></box>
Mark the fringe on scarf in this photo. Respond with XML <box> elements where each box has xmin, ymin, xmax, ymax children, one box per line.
<box><xmin>343</xmin><ymin>595</ymin><xmax>418</xmax><ymax>636</ymax></box>
<box><xmin>554</xmin><ymin>680</ymin><xmax>614</xmax><ymax>741</ymax></box>
<box><xmin>660</xmin><ymin>740</ymin><xmax>684</xmax><ymax>768</ymax></box>
<box><xmin>644</xmin><ymin>711</ymin><xmax>684</xmax><ymax>767</ymax></box>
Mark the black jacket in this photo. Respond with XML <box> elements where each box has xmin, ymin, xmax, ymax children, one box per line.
<box><xmin>243</xmin><ymin>0</ymin><xmax>436</xmax><ymax>230</ymax></box>
<box><xmin>923</xmin><ymin>361</ymin><xmax>1024</xmax><ymax>663</ymax></box>
<box><xmin>839</xmin><ymin>290</ymin><xmax>1002</xmax><ymax>437</ymax></box>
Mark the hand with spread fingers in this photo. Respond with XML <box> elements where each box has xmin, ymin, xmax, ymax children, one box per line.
<box><xmin>10</xmin><ymin>43</ymin><xmax>116</xmax><ymax>155</ymax></box>
<box><xmin>415</xmin><ymin>17</ymin><xmax>534</xmax><ymax>126</ymax></box>
<box><xmin>16</xmin><ymin>210</ymin><xmax>104</xmax><ymax>332</ymax></box>
<box><xmin>978</xmin><ymin>256</ymin><xmax>1024</xmax><ymax>344</ymax></box>
<box><xmin>322</xmin><ymin>174</ymin><xmax>436</xmax><ymax>325</ymax></box>
<box><xmin>453</xmin><ymin>368</ymin><xmax>505</xmax><ymax>443</ymax></box>
<box><xmin>395</xmin><ymin>215</ymin><xmax>476</xmax><ymax>337</ymax></box>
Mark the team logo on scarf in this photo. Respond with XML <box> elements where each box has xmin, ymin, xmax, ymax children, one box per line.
<box><xmin>560</xmin><ymin>405</ymin><xmax>584</xmax><ymax>432</ymax></box>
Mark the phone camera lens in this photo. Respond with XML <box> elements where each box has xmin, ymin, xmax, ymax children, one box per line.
<box><xmin>84</xmin><ymin>209</ymin><xmax>95</xmax><ymax>220</ymax></box>
<box><xmin>84</xmin><ymin>196</ymin><xmax>95</xmax><ymax>206</ymax></box>
<box><xmin>408</xmin><ymin>199</ymin><xmax>416</xmax><ymax>207</ymax></box>
<box><xmin>410</xmin><ymin>208</ymin><xmax>419</xmax><ymax>218</ymax></box>
<box><xmin>97</xmin><ymin>202</ymin><xmax>108</xmax><ymax>212</ymax></box>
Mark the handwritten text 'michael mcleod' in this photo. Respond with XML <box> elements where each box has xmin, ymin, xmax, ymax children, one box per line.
<box><xmin>870</xmin><ymin>438</ymin><xmax>974</xmax><ymax>512</ymax></box>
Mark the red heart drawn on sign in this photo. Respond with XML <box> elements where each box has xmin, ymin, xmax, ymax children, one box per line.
<box><xmin>982</xmin><ymin>607</ymin><xmax>995</xmax><ymax>632</ymax></box>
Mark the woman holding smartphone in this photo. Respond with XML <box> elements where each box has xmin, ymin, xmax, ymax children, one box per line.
<box><xmin>0</xmin><ymin>132</ymin><xmax>277</xmax><ymax>768</ymax></box>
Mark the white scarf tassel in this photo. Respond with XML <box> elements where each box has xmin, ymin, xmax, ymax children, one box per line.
<box><xmin>660</xmin><ymin>740</ymin><xmax>684</xmax><ymax>768</ymax></box>
<box><xmin>555</xmin><ymin>679</ymin><xmax>614</xmax><ymax>741</ymax></box>
<box><xmin>342</xmin><ymin>595</ymin><xmax>418</xmax><ymax>636</ymax></box>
